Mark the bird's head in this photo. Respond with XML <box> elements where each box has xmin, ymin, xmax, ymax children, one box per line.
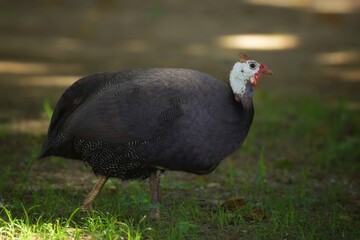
<box><xmin>229</xmin><ymin>53</ymin><xmax>272</xmax><ymax>102</ymax></box>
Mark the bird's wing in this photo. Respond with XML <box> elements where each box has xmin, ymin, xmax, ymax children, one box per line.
<box><xmin>47</xmin><ymin>72</ymin><xmax>123</xmax><ymax>134</ymax></box>
<box><xmin>62</xmin><ymin>78</ymin><xmax>187</xmax><ymax>143</ymax></box>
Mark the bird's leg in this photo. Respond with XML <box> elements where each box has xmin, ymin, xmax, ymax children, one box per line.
<box><xmin>82</xmin><ymin>175</ymin><xmax>108</xmax><ymax>211</ymax></box>
<box><xmin>149</xmin><ymin>170</ymin><xmax>161</xmax><ymax>219</ymax></box>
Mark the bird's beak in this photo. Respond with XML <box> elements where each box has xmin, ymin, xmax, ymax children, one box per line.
<box><xmin>251</xmin><ymin>64</ymin><xmax>273</xmax><ymax>86</ymax></box>
<box><xmin>260</xmin><ymin>64</ymin><xmax>273</xmax><ymax>75</ymax></box>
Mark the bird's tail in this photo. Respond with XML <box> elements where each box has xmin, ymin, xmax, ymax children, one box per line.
<box><xmin>37</xmin><ymin>138</ymin><xmax>52</xmax><ymax>160</ymax></box>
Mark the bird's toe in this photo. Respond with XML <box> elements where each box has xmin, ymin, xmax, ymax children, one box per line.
<box><xmin>149</xmin><ymin>207</ymin><xmax>160</xmax><ymax>219</ymax></box>
<box><xmin>81</xmin><ymin>203</ymin><xmax>93</xmax><ymax>212</ymax></box>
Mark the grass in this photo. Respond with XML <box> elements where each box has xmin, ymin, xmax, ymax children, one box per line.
<box><xmin>0</xmin><ymin>206</ymin><xmax>152</xmax><ymax>239</ymax></box>
<box><xmin>0</xmin><ymin>91</ymin><xmax>359</xmax><ymax>239</ymax></box>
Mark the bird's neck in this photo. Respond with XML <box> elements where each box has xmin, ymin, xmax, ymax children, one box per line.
<box><xmin>231</xmin><ymin>93</ymin><xmax>254</xmax><ymax>145</ymax></box>
<box><xmin>233</xmin><ymin>79</ymin><xmax>254</xmax><ymax>128</ymax></box>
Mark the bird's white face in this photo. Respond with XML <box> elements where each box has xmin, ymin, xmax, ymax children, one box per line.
<box><xmin>229</xmin><ymin>57</ymin><xmax>272</xmax><ymax>99</ymax></box>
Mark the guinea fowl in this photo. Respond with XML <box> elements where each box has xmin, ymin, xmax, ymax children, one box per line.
<box><xmin>38</xmin><ymin>53</ymin><xmax>272</xmax><ymax>218</ymax></box>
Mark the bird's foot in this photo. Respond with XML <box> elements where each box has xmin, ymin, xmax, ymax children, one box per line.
<box><xmin>149</xmin><ymin>206</ymin><xmax>160</xmax><ymax>219</ymax></box>
<box><xmin>149</xmin><ymin>170</ymin><xmax>161</xmax><ymax>219</ymax></box>
<box><xmin>80</xmin><ymin>202</ymin><xmax>93</xmax><ymax>212</ymax></box>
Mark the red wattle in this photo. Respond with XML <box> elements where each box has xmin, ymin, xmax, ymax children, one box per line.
<box><xmin>252</xmin><ymin>73</ymin><xmax>261</xmax><ymax>86</ymax></box>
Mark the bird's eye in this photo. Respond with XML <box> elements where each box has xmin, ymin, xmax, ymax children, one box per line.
<box><xmin>249</xmin><ymin>62</ymin><xmax>257</xmax><ymax>70</ymax></box>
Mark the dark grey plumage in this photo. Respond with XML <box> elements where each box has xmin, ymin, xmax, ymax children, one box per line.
<box><xmin>39</xmin><ymin>68</ymin><xmax>254</xmax><ymax>179</ymax></box>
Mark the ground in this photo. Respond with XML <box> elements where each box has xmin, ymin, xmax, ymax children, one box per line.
<box><xmin>0</xmin><ymin>0</ymin><xmax>359</xmax><ymax>239</ymax></box>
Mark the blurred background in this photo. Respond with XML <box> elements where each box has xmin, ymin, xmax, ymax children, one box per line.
<box><xmin>1</xmin><ymin>0</ymin><xmax>359</xmax><ymax>126</ymax></box>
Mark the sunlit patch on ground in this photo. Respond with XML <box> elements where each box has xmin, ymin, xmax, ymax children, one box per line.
<box><xmin>184</xmin><ymin>44</ymin><xmax>208</xmax><ymax>56</ymax></box>
<box><xmin>339</xmin><ymin>69</ymin><xmax>360</xmax><ymax>83</ymax></box>
<box><xmin>10</xmin><ymin>119</ymin><xmax>49</xmax><ymax>135</ymax></box>
<box><xmin>0</xmin><ymin>61</ymin><xmax>82</xmax><ymax>75</ymax></box>
<box><xmin>15</xmin><ymin>75</ymin><xmax>80</xmax><ymax>87</ymax></box>
<box><xmin>314</xmin><ymin>51</ymin><xmax>360</xmax><ymax>65</ymax></box>
<box><xmin>345</xmin><ymin>101</ymin><xmax>360</xmax><ymax>111</ymax></box>
<box><xmin>245</xmin><ymin>0</ymin><xmax>360</xmax><ymax>13</ymax></box>
<box><xmin>325</xmin><ymin>68</ymin><xmax>360</xmax><ymax>83</ymax></box>
<box><xmin>244</xmin><ymin>0</ymin><xmax>307</xmax><ymax>9</ymax></box>
<box><xmin>217</xmin><ymin>34</ymin><xmax>300</xmax><ymax>50</ymax></box>
<box><xmin>0</xmin><ymin>61</ymin><xmax>51</xmax><ymax>74</ymax></box>
<box><xmin>310</xmin><ymin>0</ymin><xmax>360</xmax><ymax>14</ymax></box>
<box><xmin>53</xmin><ymin>37</ymin><xmax>81</xmax><ymax>51</ymax></box>
<box><xmin>121</xmin><ymin>40</ymin><xmax>149</xmax><ymax>53</ymax></box>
